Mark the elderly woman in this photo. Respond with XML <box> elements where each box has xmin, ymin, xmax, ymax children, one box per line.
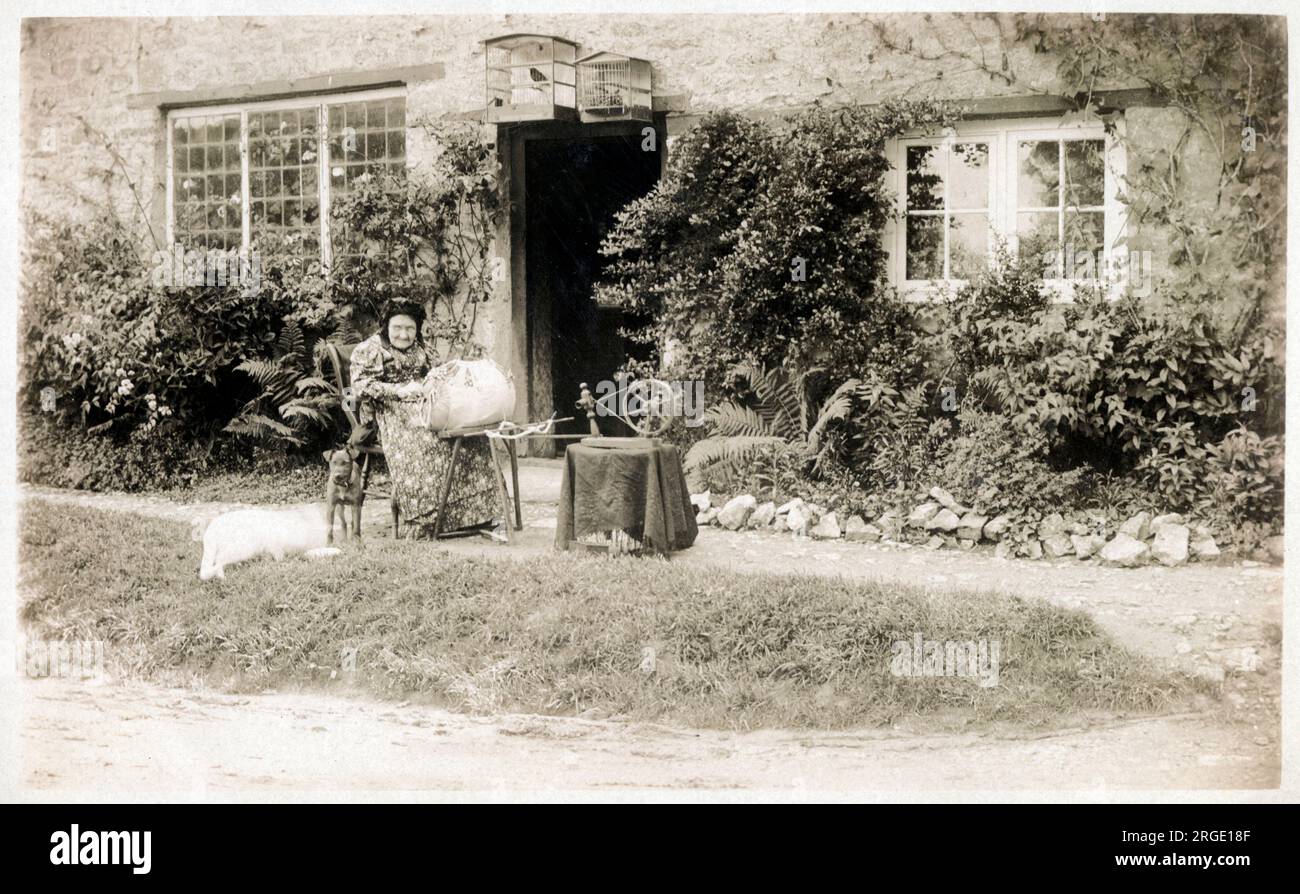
<box><xmin>350</xmin><ymin>299</ymin><xmax>502</xmax><ymax>537</ymax></box>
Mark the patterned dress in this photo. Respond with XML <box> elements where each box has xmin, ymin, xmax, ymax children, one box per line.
<box><xmin>350</xmin><ymin>333</ymin><xmax>502</xmax><ymax>533</ymax></box>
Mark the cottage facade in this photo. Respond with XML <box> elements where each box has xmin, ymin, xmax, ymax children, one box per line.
<box><xmin>20</xmin><ymin>14</ymin><xmax>1272</xmax><ymax>431</ymax></box>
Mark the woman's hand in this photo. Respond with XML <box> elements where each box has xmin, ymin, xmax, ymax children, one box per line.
<box><xmin>395</xmin><ymin>381</ymin><xmax>424</xmax><ymax>401</ymax></box>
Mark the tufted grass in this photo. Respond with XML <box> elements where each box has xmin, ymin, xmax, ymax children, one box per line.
<box><xmin>17</xmin><ymin>499</ymin><xmax>1208</xmax><ymax>731</ymax></box>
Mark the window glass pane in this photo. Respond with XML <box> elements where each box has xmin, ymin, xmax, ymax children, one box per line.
<box><xmin>171</xmin><ymin>112</ymin><xmax>241</xmax><ymax>251</ymax></box>
<box><xmin>906</xmin><ymin>145</ymin><xmax>943</xmax><ymax>211</ymax></box>
<box><xmin>1065</xmin><ymin>139</ymin><xmax>1105</xmax><ymax>207</ymax></box>
<box><xmin>171</xmin><ymin>95</ymin><xmax>407</xmax><ymax>265</ymax></box>
<box><xmin>1018</xmin><ymin>211</ymin><xmax>1060</xmax><ymax>277</ymax></box>
<box><xmin>1064</xmin><ymin>211</ymin><xmax>1105</xmax><ymax>278</ymax></box>
<box><xmin>948</xmin><ymin>213</ymin><xmax>989</xmax><ymax>280</ymax></box>
<box><xmin>328</xmin><ymin>97</ymin><xmax>408</xmax><ymax>261</ymax></box>
<box><xmin>948</xmin><ymin>143</ymin><xmax>989</xmax><ymax>210</ymax></box>
<box><xmin>1017</xmin><ymin>140</ymin><xmax>1059</xmax><ymax>208</ymax></box>
<box><xmin>248</xmin><ymin>107</ymin><xmax>320</xmax><ymax>259</ymax></box>
<box><xmin>906</xmin><ymin>215</ymin><xmax>943</xmax><ymax>280</ymax></box>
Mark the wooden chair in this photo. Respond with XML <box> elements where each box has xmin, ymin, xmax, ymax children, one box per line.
<box><xmin>321</xmin><ymin>342</ymin><xmax>401</xmax><ymax>538</ymax></box>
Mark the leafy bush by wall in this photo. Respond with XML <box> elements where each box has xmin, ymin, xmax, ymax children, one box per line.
<box><xmin>20</xmin><ymin>212</ymin><xmax>293</xmax><ymax>441</ymax></box>
<box><xmin>596</xmin><ymin>101</ymin><xmax>953</xmax><ymax>387</ymax></box>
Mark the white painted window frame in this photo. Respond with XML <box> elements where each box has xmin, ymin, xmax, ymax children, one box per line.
<box><xmin>885</xmin><ymin>114</ymin><xmax>1128</xmax><ymax>302</ymax></box>
<box><xmin>165</xmin><ymin>86</ymin><xmax>407</xmax><ymax>270</ymax></box>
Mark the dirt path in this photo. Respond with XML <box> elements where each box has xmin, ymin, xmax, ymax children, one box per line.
<box><xmin>11</xmin><ymin>483</ymin><xmax>1284</xmax><ymax>794</ymax></box>
<box><xmin>13</xmin><ymin>677</ymin><xmax>1278</xmax><ymax>795</ymax></box>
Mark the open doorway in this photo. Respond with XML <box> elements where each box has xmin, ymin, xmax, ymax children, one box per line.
<box><xmin>524</xmin><ymin>133</ymin><xmax>660</xmax><ymax>446</ymax></box>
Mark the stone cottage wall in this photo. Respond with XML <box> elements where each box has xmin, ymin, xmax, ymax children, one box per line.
<box><xmin>20</xmin><ymin>13</ymin><xmax>1279</xmax><ymax>369</ymax></box>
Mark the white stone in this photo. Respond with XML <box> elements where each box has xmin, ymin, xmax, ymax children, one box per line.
<box><xmin>717</xmin><ymin>494</ymin><xmax>757</xmax><ymax>530</ymax></box>
<box><xmin>876</xmin><ymin>512</ymin><xmax>904</xmax><ymax>540</ymax></box>
<box><xmin>928</xmin><ymin>486</ymin><xmax>960</xmax><ymax>511</ymax></box>
<box><xmin>983</xmin><ymin>514</ymin><xmax>1011</xmax><ymax>541</ymax></box>
<box><xmin>810</xmin><ymin>513</ymin><xmax>842</xmax><ymax>540</ymax></box>
<box><xmin>747</xmin><ymin>501</ymin><xmax>776</xmax><ymax>529</ymax></box>
<box><xmin>786</xmin><ymin>504</ymin><xmax>812</xmax><ymax>535</ymax></box>
<box><xmin>957</xmin><ymin>513</ymin><xmax>989</xmax><ymax>542</ymax></box>
<box><xmin>1190</xmin><ymin>535</ymin><xmax>1221</xmax><ymax>560</ymax></box>
<box><xmin>1150</xmin><ymin>523</ymin><xmax>1190</xmax><ymax>566</ymax></box>
<box><xmin>1150</xmin><ymin>513</ymin><xmax>1185</xmax><ymax>536</ymax></box>
<box><xmin>906</xmin><ymin>501</ymin><xmax>941</xmax><ymax>528</ymax></box>
<box><xmin>775</xmin><ymin>498</ymin><xmax>804</xmax><ymax>516</ymax></box>
<box><xmin>1100</xmin><ymin>532</ymin><xmax>1148</xmax><ymax>567</ymax></box>
<box><xmin>844</xmin><ymin>516</ymin><xmax>881</xmax><ymax>542</ymax></box>
<box><xmin>1043</xmin><ymin>533</ymin><xmax>1074</xmax><ymax>558</ymax></box>
<box><xmin>689</xmin><ymin>491</ymin><xmax>711</xmax><ymax>512</ymax></box>
<box><xmin>1118</xmin><ymin>511</ymin><xmax>1153</xmax><ymax>541</ymax></box>
<box><xmin>1070</xmin><ymin>534</ymin><xmax>1104</xmax><ymax>560</ymax></box>
<box><xmin>1037</xmin><ymin>513</ymin><xmax>1067</xmax><ymax>540</ymax></box>
<box><xmin>926</xmin><ymin>508</ymin><xmax>961</xmax><ymax>532</ymax></box>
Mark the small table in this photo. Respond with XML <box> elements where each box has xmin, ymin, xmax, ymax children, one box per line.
<box><xmin>556</xmin><ymin>442</ymin><xmax>699</xmax><ymax>556</ymax></box>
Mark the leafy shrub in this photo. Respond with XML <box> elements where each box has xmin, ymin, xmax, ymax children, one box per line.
<box><xmin>594</xmin><ymin>112</ymin><xmax>781</xmax><ymax>385</ymax></box>
<box><xmin>596</xmin><ymin>102</ymin><xmax>952</xmax><ymax>386</ymax></box>
<box><xmin>20</xmin><ymin>212</ymin><xmax>295</xmax><ymax>440</ymax></box>
<box><xmin>19</xmin><ymin>411</ymin><xmax>207</xmax><ymax>491</ymax></box>
<box><xmin>938</xmin><ymin>261</ymin><xmax>1284</xmax><ymax>463</ymax></box>
<box><xmin>683</xmin><ymin>364</ymin><xmax>859</xmax><ymax>491</ymax></box>
<box><xmin>328</xmin><ymin>122</ymin><xmax>502</xmax><ymax>356</ymax></box>
<box><xmin>932</xmin><ymin>404</ymin><xmax>1086</xmax><ymax>545</ymax></box>
<box><xmin>224</xmin><ymin>320</ymin><xmax>339</xmax><ymax>447</ymax></box>
<box><xmin>1136</xmin><ymin>423</ymin><xmax>1283</xmax><ymax>535</ymax></box>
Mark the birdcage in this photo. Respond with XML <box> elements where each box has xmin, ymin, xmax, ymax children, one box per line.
<box><xmin>484</xmin><ymin>34</ymin><xmax>579</xmax><ymax>123</ymax></box>
<box><xmin>576</xmin><ymin>52</ymin><xmax>653</xmax><ymax>123</ymax></box>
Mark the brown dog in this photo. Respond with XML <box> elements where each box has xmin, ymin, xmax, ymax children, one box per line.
<box><xmin>323</xmin><ymin>446</ymin><xmax>364</xmax><ymax>544</ymax></box>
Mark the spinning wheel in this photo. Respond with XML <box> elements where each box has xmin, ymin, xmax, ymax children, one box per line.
<box><xmin>577</xmin><ymin>377</ymin><xmax>677</xmax><ymax>446</ymax></box>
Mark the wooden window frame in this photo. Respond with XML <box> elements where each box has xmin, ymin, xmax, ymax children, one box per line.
<box><xmin>165</xmin><ymin>86</ymin><xmax>406</xmax><ymax>270</ymax></box>
<box><xmin>886</xmin><ymin>114</ymin><xmax>1128</xmax><ymax>302</ymax></box>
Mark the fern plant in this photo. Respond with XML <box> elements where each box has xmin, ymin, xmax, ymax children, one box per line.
<box><xmin>225</xmin><ymin>321</ymin><xmax>338</xmax><ymax>447</ymax></box>
<box><xmin>684</xmin><ymin>363</ymin><xmax>859</xmax><ymax>491</ymax></box>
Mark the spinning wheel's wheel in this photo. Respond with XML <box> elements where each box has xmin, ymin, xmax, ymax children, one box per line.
<box><xmin>618</xmin><ymin>378</ymin><xmax>676</xmax><ymax>438</ymax></box>
<box><xmin>591</xmin><ymin>377</ymin><xmax>676</xmax><ymax>438</ymax></box>
<box><xmin>578</xmin><ymin>377</ymin><xmax>678</xmax><ymax>449</ymax></box>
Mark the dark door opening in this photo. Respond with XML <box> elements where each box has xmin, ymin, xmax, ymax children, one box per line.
<box><xmin>524</xmin><ymin>134</ymin><xmax>660</xmax><ymax>443</ymax></box>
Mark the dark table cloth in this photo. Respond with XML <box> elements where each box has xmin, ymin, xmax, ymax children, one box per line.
<box><xmin>556</xmin><ymin>443</ymin><xmax>699</xmax><ymax>555</ymax></box>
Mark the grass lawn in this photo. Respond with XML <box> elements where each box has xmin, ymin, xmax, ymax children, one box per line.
<box><xmin>158</xmin><ymin>465</ymin><xmax>343</xmax><ymax>506</ymax></box>
<box><xmin>18</xmin><ymin>500</ymin><xmax>1209</xmax><ymax>731</ymax></box>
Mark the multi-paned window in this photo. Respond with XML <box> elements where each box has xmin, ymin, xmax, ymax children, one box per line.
<box><xmin>167</xmin><ymin>89</ymin><xmax>406</xmax><ymax>266</ymax></box>
<box><xmin>171</xmin><ymin>113</ymin><xmax>243</xmax><ymax>251</ymax></box>
<box><xmin>889</xmin><ymin>118</ymin><xmax>1125</xmax><ymax>298</ymax></box>
<box><xmin>1015</xmin><ymin>137</ymin><xmax>1107</xmax><ymax>279</ymax></box>
<box><xmin>904</xmin><ymin>141</ymin><xmax>991</xmax><ymax>281</ymax></box>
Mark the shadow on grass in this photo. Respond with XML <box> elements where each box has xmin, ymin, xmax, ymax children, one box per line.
<box><xmin>18</xmin><ymin>500</ymin><xmax>1211</xmax><ymax>731</ymax></box>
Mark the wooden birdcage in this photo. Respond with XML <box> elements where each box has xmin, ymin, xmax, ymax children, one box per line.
<box><xmin>576</xmin><ymin>52</ymin><xmax>653</xmax><ymax>123</ymax></box>
<box><xmin>484</xmin><ymin>34</ymin><xmax>579</xmax><ymax>123</ymax></box>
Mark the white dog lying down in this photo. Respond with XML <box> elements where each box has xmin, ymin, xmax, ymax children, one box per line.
<box><xmin>193</xmin><ymin>506</ymin><xmax>340</xmax><ymax>581</ymax></box>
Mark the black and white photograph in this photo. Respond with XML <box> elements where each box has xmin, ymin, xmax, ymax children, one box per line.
<box><xmin>0</xmin><ymin>0</ymin><xmax>1295</xmax><ymax>823</ymax></box>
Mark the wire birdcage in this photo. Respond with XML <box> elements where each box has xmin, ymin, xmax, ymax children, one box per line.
<box><xmin>577</xmin><ymin>52</ymin><xmax>653</xmax><ymax>123</ymax></box>
<box><xmin>484</xmin><ymin>34</ymin><xmax>578</xmax><ymax>123</ymax></box>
